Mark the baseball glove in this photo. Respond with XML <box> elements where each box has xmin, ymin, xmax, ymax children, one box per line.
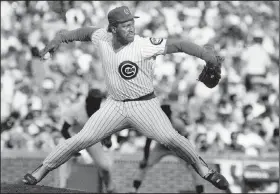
<box><xmin>198</xmin><ymin>56</ymin><xmax>224</xmax><ymax>88</ymax></box>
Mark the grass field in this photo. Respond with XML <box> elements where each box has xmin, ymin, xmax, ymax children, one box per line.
<box><xmin>1</xmin><ymin>183</ymin><xmax>86</xmax><ymax>193</ymax></box>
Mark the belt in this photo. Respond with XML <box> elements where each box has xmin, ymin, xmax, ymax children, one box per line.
<box><xmin>122</xmin><ymin>91</ymin><xmax>156</xmax><ymax>102</ymax></box>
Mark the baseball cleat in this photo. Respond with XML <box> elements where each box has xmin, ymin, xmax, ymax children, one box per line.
<box><xmin>22</xmin><ymin>173</ymin><xmax>39</xmax><ymax>185</ymax></box>
<box><xmin>21</xmin><ymin>164</ymin><xmax>43</xmax><ymax>185</ymax></box>
<box><xmin>203</xmin><ymin>169</ymin><xmax>229</xmax><ymax>190</ymax></box>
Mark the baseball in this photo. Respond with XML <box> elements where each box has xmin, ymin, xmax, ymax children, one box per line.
<box><xmin>42</xmin><ymin>52</ymin><xmax>51</xmax><ymax>60</ymax></box>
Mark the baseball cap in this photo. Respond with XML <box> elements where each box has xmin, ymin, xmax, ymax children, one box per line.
<box><xmin>108</xmin><ymin>6</ymin><xmax>139</xmax><ymax>24</ymax></box>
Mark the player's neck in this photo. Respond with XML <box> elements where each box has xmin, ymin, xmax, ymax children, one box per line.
<box><xmin>112</xmin><ymin>36</ymin><xmax>128</xmax><ymax>51</ymax></box>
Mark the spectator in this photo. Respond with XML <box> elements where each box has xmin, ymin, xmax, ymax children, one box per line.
<box><xmin>241</xmin><ymin>29</ymin><xmax>271</xmax><ymax>91</ymax></box>
<box><xmin>227</xmin><ymin>132</ymin><xmax>245</xmax><ymax>152</ymax></box>
<box><xmin>188</xmin><ymin>19</ymin><xmax>215</xmax><ymax>46</ymax></box>
<box><xmin>237</xmin><ymin>123</ymin><xmax>266</xmax><ymax>156</ymax></box>
<box><xmin>1</xmin><ymin>111</ymin><xmax>21</xmax><ymax>133</ymax></box>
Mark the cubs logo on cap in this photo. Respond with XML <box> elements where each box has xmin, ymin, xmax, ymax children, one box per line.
<box><xmin>108</xmin><ymin>6</ymin><xmax>139</xmax><ymax>24</ymax></box>
<box><xmin>124</xmin><ymin>8</ymin><xmax>130</xmax><ymax>15</ymax></box>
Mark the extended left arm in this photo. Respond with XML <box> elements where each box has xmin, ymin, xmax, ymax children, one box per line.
<box><xmin>164</xmin><ymin>39</ymin><xmax>219</xmax><ymax>66</ymax></box>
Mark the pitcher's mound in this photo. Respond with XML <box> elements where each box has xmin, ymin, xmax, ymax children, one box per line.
<box><xmin>1</xmin><ymin>182</ymin><xmax>86</xmax><ymax>193</ymax></box>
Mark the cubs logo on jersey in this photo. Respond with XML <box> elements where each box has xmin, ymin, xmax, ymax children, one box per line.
<box><xmin>150</xmin><ymin>37</ymin><xmax>163</xmax><ymax>45</ymax></box>
<box><xmin>118</xmin><ymin>61</ymin><xmax>139</xmax><ymax>80</ymax></box>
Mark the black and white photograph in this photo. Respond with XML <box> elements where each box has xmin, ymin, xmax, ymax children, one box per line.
<box><xmin>1</xmin><ymin>1</ymin><xmax>279</xmax><ymax>193</ymax></box>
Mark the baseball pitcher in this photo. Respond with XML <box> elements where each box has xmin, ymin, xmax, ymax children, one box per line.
<box><xmin>22</xmin><ymin>6</ymin><xmax>228</xmax><ymax>191</ymax></box>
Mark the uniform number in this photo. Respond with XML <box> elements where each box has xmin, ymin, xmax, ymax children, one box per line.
<box><xmin>118</xmin><ymin>61</ymin><xmax>139</xmax><ymax>80</ymax></box>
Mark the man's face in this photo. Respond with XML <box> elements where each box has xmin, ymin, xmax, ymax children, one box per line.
<box><xmin>115</xmin><ymin>20</ymin><xmax>135</xmax><ymax>44</ymax></box>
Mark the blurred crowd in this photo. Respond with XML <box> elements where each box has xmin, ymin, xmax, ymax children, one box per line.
<box><xmin>1</xmin><ymin>1</ymin><xmax>279</xmax><ymax>157</ymax></box>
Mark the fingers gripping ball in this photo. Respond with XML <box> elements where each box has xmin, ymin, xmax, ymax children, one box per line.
<box><xmin>42</xmin><ymin>52</ymin><xmax>51</xmax><ymax>60</ymax></box>
<box><xmin>39</xmin><ymin>33</ymin><xmax>62</xmax><ymax>59</ymax></box>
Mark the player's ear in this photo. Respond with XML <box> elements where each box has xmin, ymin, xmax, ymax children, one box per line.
<box><xmin>111</xmin><ymin>26</ymin><xmax>117</xmax><ymax>34</ymax></box>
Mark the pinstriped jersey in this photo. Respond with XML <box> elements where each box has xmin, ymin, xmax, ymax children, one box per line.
<box><xmin>91</xmin><ymin>28</ymin><xmax>167</xmax><ymax>101</ymax></box>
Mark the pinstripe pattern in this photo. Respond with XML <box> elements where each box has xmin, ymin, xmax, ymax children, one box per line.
<box><xmin>91</xmin><ymin>28</ymin><xmax>166</xmax><ymax>101</ymax></box>
<box><xmin>42</xmin><ymin>29</ymin><xmax>203</xmax><ymax>171</ymax></box>
<box><xmin>60</xmin><ymin>99</ymin><xmax>114</xmax><ymax>172</ymax></box>
<box><xmin>127</xmin><ymin>98</ymin><xmax>201</xmax><ymax>164</ymax></box>
<box><xmin>43</xmin><ymin>98</ymin><xmax>202</xmax><ymax>170</ymax></box>
<box><xmin>43</xmin><ymin>98</ymin><xmax>127</xmax><ymax>169</ymax></box>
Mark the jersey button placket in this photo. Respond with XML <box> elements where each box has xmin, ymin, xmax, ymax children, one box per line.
<box><xmin>123</xmin><ymin>101</ymin><xmax>131</xmax><ymax>118</ymax></box>
<box><xmin>119</xmin><ymin>101</ymin><xmax>125</xmax><ymax>117</ymax></box>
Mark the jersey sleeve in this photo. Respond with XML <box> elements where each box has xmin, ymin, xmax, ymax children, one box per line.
<box><xmin>91</xmin><ymin>28</ymin><xmax>109</xmax><ymax>46</ymax></box>
<box><xmin>139</xmin><ymin>36</ymin><xmax>167</xmax><ymax>59</ymax></box>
